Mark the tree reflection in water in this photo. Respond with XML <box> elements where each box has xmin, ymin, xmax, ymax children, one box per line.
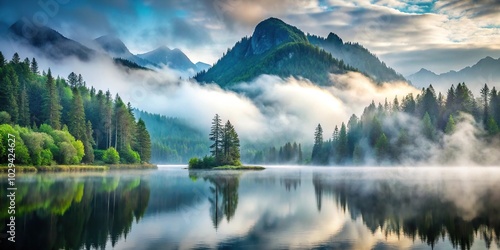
<box><xmin>189</xmin><ymin>171</ymin><xmax>240</xmax><ymax>229</ymax></box>
<box><xmin>312</xmin><ymin>172</ymin><xmax>500</xmax><ymax>250</ymax></box>
<box><xmin>0</xmin><ymin>175</ymin><xmax>150</xmax><ymax>250</ymax></box>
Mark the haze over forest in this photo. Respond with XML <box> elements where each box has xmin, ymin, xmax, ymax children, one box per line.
<box><xmin>0</xmin><ymin>0</ymin><xmax>499</xmax><ymax>165</ymax></box>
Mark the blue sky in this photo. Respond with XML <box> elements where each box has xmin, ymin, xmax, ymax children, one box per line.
<box><xmin>0</xmin><ymin>0</ymin><xmax>499</xmax><ymax>75</ymax></box>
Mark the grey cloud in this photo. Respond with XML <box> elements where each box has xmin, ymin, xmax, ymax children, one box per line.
<box><xmin>437</xmin><ymin>0</ymin><xmax>500</xmax><ymax>21</ymax></box>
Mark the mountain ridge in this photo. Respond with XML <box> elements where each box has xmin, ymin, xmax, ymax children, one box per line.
<box><xmin>194</xmin><ymin>17</ymin><xmax>359</xmax><ymax>87</ymax></box>
<box><xmin>94</xmin><ymin>35</ymin><xmax>152</xmax><ymax>67</ymax></box>
<box><xmin>8</xmin><ymin>20</ymin><xmax>96</xmax><ymax>61</ymax></box>
<box><xmin>308</xmin><ymin>32</ymin><xmax>407</xmax><ymax>83</ymax></box>
<box><xmin>407</xmin><ymin>56</ymin><xmax>500</xmax><ymax>89</ymax></box>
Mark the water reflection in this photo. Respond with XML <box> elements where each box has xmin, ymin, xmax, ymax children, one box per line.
<box><xmin>312</xmin><ymin>169</ymin><xmax>500</xmax><ymax>249</ymax></box>
<box><xmin>0</xmin><ymin>173</ymin><xmax>150</xmax><ymax>250</ymax></box>
<box><xmin>189</xmin><ymin>171</ymin><xmax>240</xmax><ymax>229</ymax></box>
<box><xmin>1</xmin><ymin>167</ymin><xmax>499</xmax><ymax>250</ymax></box>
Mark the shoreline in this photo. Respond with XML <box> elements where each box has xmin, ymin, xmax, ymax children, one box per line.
<box><xmin>0</xmin><ymin>163</ymin><xmax>158</xmax><ymax>173</ymax></box>
<box><xmin>189</xmin><ymin>165</ymin><xmax>265</xmax><ymax>170</ymax></box>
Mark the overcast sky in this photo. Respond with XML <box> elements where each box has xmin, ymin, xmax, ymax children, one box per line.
<box><xmin>0</xmin><ymin>0</ymin><xmax>499</xmax><ymax>75</ymax></box>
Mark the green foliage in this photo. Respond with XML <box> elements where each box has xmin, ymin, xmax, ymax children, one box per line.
<box><xmin>188</xmin><ymin>155</ymin><xmax>216</xmax><ymax>169</ymax></box>
<box><xmin>134</xmin><ymin>110</ymin><xmax>208</xmax><ymax>163</ymax></box>
<box><xmin>94</xmin><ymin>149</ymin><xmax>105</xmax><ymax>161</ymax></box>
<box><xmin>103</xmin><ymin>147</ymin><xmax>120</xmax><ymax>164</ymax></box>
<box><xmin>135</xmin><ymin>118</ymin><xmax>151</xmax><ymax>163</ymax></box>
<box><xmin>375</xmin><ymin>133</ymin><xmax>389</xmax><ymax>163</ymax></box>
<box><xmin>445</xmin><ymin>115</ymin><xmax>456</xmax><ymax>134</ymax></box>
<box><xmin>0</xmin><ymin>51</ymin><xmax>152</xmax><ymax>166</ymax></box>
<box><xmin>311</xmin><ymin>124</ymin><xmax>324</xmax><ymax>164</ymax></box>
<box><xmin>0</xmin><ymin>111</ymin><xmax>11</xmax><ymax>124</ymax></box>
<box><xmin>195</xmin><ymin>19</ymin><xmax>357</xmax><ymax>87</ymax></box>
<box><xmin>0</xmin><ymin>124</ymin><xmax>30</xmax><ymax>164</ymax></box>
<box><xmin>120</xmin><ymin>145</ymin><xmax>141</xmax><ymax>164</ymax></box>
<box><xmin>487</xmin><ymin>117</ymin><xmax>499</xmax><ymax>136</ymax></box>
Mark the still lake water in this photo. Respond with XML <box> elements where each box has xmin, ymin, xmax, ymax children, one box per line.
<box><xmin>1</xmin><ymin>166</ymin><xmax>500</xmax><ymax>250</ymax></box>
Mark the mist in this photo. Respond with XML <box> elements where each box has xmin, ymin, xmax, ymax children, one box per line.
<box><xmin>2</xmin><ymin>42</ymin><xmax>499</xmax><ymax>166</ymax></box>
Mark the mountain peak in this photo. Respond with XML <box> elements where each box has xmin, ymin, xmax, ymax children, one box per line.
<box><xmin>417</xmin><ymin>68</ymin><xmax>435</xmax><ymax>74</ymax></box>
<box><xmin>475</xmin><ymin>56</ymin><xmax>497</xmax><ymax>66</ymax></box>
<box><xmin>95</xmin><ymin>35</ymin><xmax>129</xmax><ymax>55</ymax></box>
<box><xmin>250</xmin><ymin>17</ymin><xmax>307</xmax><ymax>55</ymax></box>
<box><xmin>154</xmin><ymin>45</ymin><xmax>171</xmax><ymax>52</ymax></box>
<box><xmin>8</xmin><ymin>20</ymin><xmax>95</xmax><ymax>61</ymax></box>
<box><xmin>326</xmin><ymin>32</ymin><xmax>343</xmax><ymax>45</ymax></box>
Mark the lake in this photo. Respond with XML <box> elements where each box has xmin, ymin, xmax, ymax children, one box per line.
<box><xmin>1</xmin><ymin>166</ymin><xmax>499</xmax><ymax>250</ymax></box>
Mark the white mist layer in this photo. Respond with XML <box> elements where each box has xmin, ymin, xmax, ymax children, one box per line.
<box><xmin>2</xmin><ymin>43</ymin><xmax>499</xmax><ymax>166</ymax></box>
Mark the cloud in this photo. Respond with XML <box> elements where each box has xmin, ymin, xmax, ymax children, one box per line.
<box><xmin>1</xmin><ymin>0</ymin><xmax>499</xmax><ymax>74</ymax></box>
<box><xmin>436</xmin><ymin>0</ymin><xmax>500</xmax><ymax>23</ymax></box>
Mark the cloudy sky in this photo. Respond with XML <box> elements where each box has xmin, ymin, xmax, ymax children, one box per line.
<box><xmin>0</xmin><ymin>0</ymin><xmax>499</xmax><ymax>75</ymax></box>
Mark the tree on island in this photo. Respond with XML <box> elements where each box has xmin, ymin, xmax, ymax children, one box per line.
<box><xmin>189</xmin><ymin>114</ymin><xmax>241</xmax><ymax>168</ymax></box>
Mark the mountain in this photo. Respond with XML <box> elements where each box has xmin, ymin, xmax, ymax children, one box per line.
<box><xmin>407</xmin><ymin>57</ymin><xmax>500</xmax><ymax>89</ymax></box>
<box><xmin>137</xmin><ymin>46</ymin><xmax>197</xmax><ymax>71</ymax></box>
<box><xmin>94</xmin><ymin>35</ymin><xmax>152</xmax><ymax>67</ymax></box>
<box><xmin>8</xmin><ymin>20</ymin><xmax>96</xmax><ymax>61</ymax></box>
<box><xmin>194</xmin><ymin>17</ymin><xmax>357</xmax><ymax>87</ymax></box>
<box><xmin>195</xmin><ymin>62</ymin><xmax>211</xmax><ymax>72</ymax></box>
<box><xmin>308</xmin><ymin>33</ymin><xmax>406</xmax><ymax>83</ymax></box>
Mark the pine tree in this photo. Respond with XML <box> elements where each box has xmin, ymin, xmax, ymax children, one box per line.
<box><xmin>445</xmin><ymin>114</ymin><xmax>456</xmax><ymax>135</ymax></box>
<box><xmin>480</xmin><ymin>84</ymin><xmax>490</xmax><ymax>127</ymax></box>
<box><xmin>209</xmin><ymin>114</ymin><xmax>223</xmax><ymax>162</ymax></box>
<box><xmin>0</xmin><ymin>51</ymin><xmax>5</xmax><ymax>67</ymax></box>
<box><xmin>11</xmin><ymin>53</ymin><xmax>20</xmax><ymax>64</ymax></box>
<box><xmin>375</xmin><ymin>133</ymin><xmax>389</xmax><ymax>163</ymax></box>
<box><xmin>311</xmin><ymin>124</ymin><xmax>323</xmax><ymax>164</ymax></box>
<box><xmin>337</xmin><ymin>122</ymin><xmax>348</xmax><ymax>163</ymax></box>
<box><xmin>298</xmin><ymin>143</ymin><xmax>303</xmax><ymax>164</ymax></box>
<box><xmin>0</xmin><ymin>66</ymin><xmax>20</xmax><ymax>123</ymax></box>
<box><xmin>135</xmin><ymin>118</ymin><xmax>151</xmax><ymax>163</ymax></box>
<box><xmin>68</xmin><ymin>87</ymin><xmax>87</xmax><ymax>140</ymax></box>
<box><xmin>30</xmin><ymin>58</ymin><xmax>38</xmax><ymax>74</ymax></box>
<box><xmin>422</xmin><ymin>112</ymin><xmax>435</xmax><ymax>141</ymax></box>
<box><xmin>486</xmin><ymin>117</ymin><xmax>499</xmax><ymax>136</ymax></box>
<box><xmin>18</xmin><ymin>85</ymin><xmax>30</xmax><ymax>126</ymax></box>
<box><xmin>393</xmin><ymin>96</ymin><xmax>400</xmax><ymax>113</ymax></box>
<box><xmin>69</xmin><ymin>87</ymin><xmax>94</xmax><ymax>163</ymax></box>
<box><xmin>68</xmin><ymin>72</ymin><xmax>77</xmax><ymax>87</ymax></box>
<box><xmin>84</xmin><ymin>121</ymin><xmax>95</xmax><ymax>163</ymax></box>
<box><xmin>77</xmin><ymin>74</ymin><xmax>84</xmax><ymax>87</ymax></box>
<box><xmin>43</xmin><ymin>69</ymin><xmax>62</xmax><ymax>129</ymax></box>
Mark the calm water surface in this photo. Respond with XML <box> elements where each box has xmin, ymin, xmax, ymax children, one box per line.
<box><xmin>1</xmin><ymin>166</ymin><xmax>499</xmax><ymax>250</ymax></box>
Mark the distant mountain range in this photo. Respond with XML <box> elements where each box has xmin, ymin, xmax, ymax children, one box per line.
<box><xmin>407</xmin><ymin>56</ymin><xmax>500</xmax><ymax>89</ymax></box>
<box><xmin>94</xmin><ymin>35</ymin><xmax>152</xmax><ymax>67</ymax></box>
<box><xmin>136</xmin><ymin>46</ymin><xmax>197</xmax><ymax>71</ymax></box>
<box><xmin>7</xmin><ymin>20</ymin><xmax>208</xmax><ymax>73</ymax></box>
<box><xmin>195</xmin><ymin>18</ymin><xmax>406</xmax><ymax>87</ymax></box>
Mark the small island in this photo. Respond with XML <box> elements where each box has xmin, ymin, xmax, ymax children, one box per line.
<box><xmin>188</xmin><ymin>114</ymin><xmax>264</xmax><ymax>170</ymax></box>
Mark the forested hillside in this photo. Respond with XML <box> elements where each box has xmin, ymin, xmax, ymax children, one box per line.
<box><xmin>194</xmin><ymin>18</ymin><xmax>358</xmax><ymax>87</ymax></box>
<box><xmin>134</xmin><ymin>110</ymin><xmax>209</xmax><ymax>163</ymax></box>
<box><xmin>0</xmin><ymin>51</ymin><xmax>151</xmax><ymax>166</ymax></box>
<box><xmin>310</xmin><ymin>83</ymin><xmax>500</xmax><ymax>165</ymax></box>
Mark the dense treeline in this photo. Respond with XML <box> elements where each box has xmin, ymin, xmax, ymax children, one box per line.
<box><xmin>189</xmin><ymin>114</ymin><xmax>241</xmax><ymax>168</ymax></box>
<box><xmin>311</xmin><ymin>83</ymin><xmax>500</xmax><ymax>165</ymax></box>
<box><xmin>134</xmin><ymin>110</ymin><xmax>210</xmax><ymax>163</ymax></box>
<box><xmin>251</xmin><ymin>141</ymin><xmax>304</xmax><ymax>165</ymax></box>
<box><xmin>0</xmin><ymin>51</ymin><xmax>151</xmax><ymax>166</ymax></box>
